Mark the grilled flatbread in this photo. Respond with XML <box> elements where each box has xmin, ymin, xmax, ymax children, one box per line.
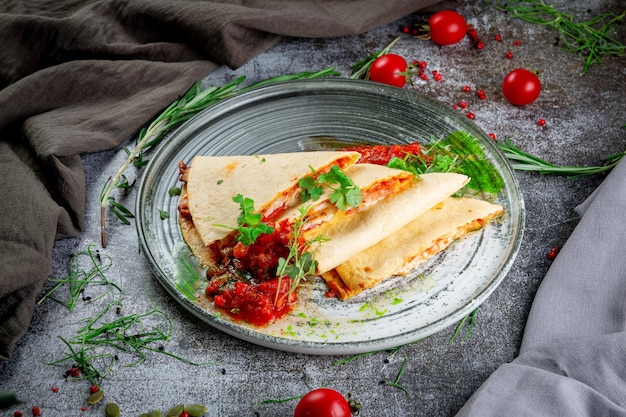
<box><xmin>307</xmin><ymin>172</ymin><xmax>470</xmax><ymax>274</ymax></box>
<box><xmin>183</xmin><ymin>151</ymin><xmax>360</xmax><ymax>248</ymax></box>
<box><xmin>321</xmin><ymin>196</ymin><xmax>504</xmax><ymax>300</ymax></box>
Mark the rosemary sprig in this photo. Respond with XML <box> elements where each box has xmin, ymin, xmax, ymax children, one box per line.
<box><xmin>350</xmin><ymin>36</ymin><xmax>401</xmax><ymax>80</ymax></box>
<box><xmin>488</xmin><ymin>0</ymin><xmax>625</xmax><ymax>74</ymax></box>
<box><xmin>499</xmin><ymin>138</ymin><xmax>625</xmax><ymax>177</ymax></box>
<box><xmin>99</xmin><ymin>67</ymin><xmax>341</xmax><ymax>247</ymax></box>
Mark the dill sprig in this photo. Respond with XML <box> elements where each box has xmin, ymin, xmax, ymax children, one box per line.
<box><xmin>498</xmin><ymin>138</ymin><xmax>626</xmax><ymax>177</ymax></box>
<box><xmin>99</xmin><ymin>67</ymin><xmax>341</xmax><ymax>247</ymax></box>
<box><xmin>38</xmin><ymin>244</ymin><xmax>121</xmax><ymax>311</ymax></box>
<box><xmin>488</xmin><ymin>0</ymin><xmax>625</xmax><ymax>74</ymax></box>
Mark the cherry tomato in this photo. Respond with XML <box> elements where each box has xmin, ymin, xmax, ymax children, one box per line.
<box><xmin>368</xmin><ymin>53</ymin><xmax>407</xmax><ymax>87</ymax></box>
<box><xmin>502</xmin><ymin>68</ymin><xmax>541</xmax><ymax>106</ymax></box>
<box><xmin>429</xmin><ymin>10</ymin><xmax>467</xmax><ymax>46</ymax></box>
<box><xmin>294</xmin><ymin>388</ymin><xmax>351</xmax><ymax>417</ymax></box>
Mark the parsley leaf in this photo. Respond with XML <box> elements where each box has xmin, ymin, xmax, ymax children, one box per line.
<box><xmin>299</xmin><ymin>165</ymin><xmax>362</xmax><ymax>211</ymax></box>
<box><xmin>215</xmin><ymin>194</ymin><xmax>274</xmax><ymax>245</ymax></box>
<box><xmin>298</xmin><ymin>174</ymin><xmax>324</xmax><ymax>202</ymax></box>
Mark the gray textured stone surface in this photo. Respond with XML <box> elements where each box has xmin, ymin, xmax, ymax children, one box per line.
<box><xmin>2</xmin><ymin>0</ymin><xmax>625</xmax><ymax>416</ymax></box>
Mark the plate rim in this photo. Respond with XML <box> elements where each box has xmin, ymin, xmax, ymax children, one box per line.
<box><xmin>136</xmin><ymin>77</ymin><xmax>525</xmax><ymax>355</ymax></box>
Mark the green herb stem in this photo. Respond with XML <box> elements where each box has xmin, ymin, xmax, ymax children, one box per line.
<box><xmin>350</xmin><ymin>36</ymin><xmax>401</xmax><ymax>80</ymax></box>
<box><xmin>498</xmin><ymin>138</ymin><xmax>625</xmax><ymax>177</ymax></box>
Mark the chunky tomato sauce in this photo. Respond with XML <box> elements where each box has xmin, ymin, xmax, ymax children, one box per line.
<box><xmin>205</xmin><ymin>219</ymin><xmax>299</xmax><ymax>326</ymax></box>
<box><xmin>342</xmin><ymin>142</ymin><xmax>424</xmax><ymax>165</ymax></box>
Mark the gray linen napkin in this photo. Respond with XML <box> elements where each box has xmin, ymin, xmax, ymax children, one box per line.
<box><xmin>0</xmin><ymin>0</ymin><xmax>454</xmax><ymax>360</ymax></box>
<box><xmin>456</xmin><ymin>158</ymin><xmax>626</xmax><ymax>416</ymax></box>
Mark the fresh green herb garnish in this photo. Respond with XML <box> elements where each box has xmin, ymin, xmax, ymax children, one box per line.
<box><xmin>299</xmin><ymin>165</ymin><xmax>362</xmax><ymax>210</ymax></box>
<box><xmin>386</xmin><ymin>355</ymin><xmax>411</xmax><ymax>396</ymax></box>
<box><xmin>388</xmin><ymin>131</ymin><xmax>504</xmax><ymax>194</ymax></box>
<box><xmin>450</xmin><ymin>308</ymin><xmax>478</xmax><ymax>343</ymax></box>
<box><xmin>168</xmin><ymin>186</ymin><xmax>181</xmax><ymax>196</ymax></box>
<box><xmin>499</xmin><ymin>137</ymin><xmax>626</xmax><ymax>177</ymax></box>
<box><xmin>276</xmin><ymin>206</ymin><xmax>328</xmax><ymax>299</ymax></box>
<box><xmin>37</xmin><ymin>244</ymin><xmax>121</xmax><ymax>311</ymax></box>
<box><xmin>158</xmin><ymin>209</ymin><xmax>169</xmax><ymax>220</ymax></box>
<box><xmin>488</xmin><ymin>0</ymin><xmax>625</xmax><ymax>75</ymax></box>
<box><xmin>40</xmin><ymin>245</ymin><xmax>208</xmax><ymax>386</ymax></box>
<box><xmin>215</xmin><ymin>194</ymin><xmax>275</xmax><ymax>245</ymax></box>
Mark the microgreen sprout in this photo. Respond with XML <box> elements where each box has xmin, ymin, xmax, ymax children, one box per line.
<box><xmin>276</xmin><ymin>206</ymin><xmax>329</xmax><ymax>304</ymax></box>
<box><xmin>386</xmin><ymin>355</ymin><xmax>411</xmax><ymax>396</ymax></box>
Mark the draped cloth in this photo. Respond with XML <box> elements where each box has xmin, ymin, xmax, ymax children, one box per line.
<box><xmin>456</xmin><ymin>158</ymin><xmax>626</xmax><ymax>416</ymax></box>
<box><xmin>0</xmin><ymin>0</ymin><xmax>453</xmax><ymax>360</ymax></box>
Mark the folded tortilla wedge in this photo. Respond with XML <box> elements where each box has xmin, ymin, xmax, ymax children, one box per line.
<box><xmin>321</xmin><ymin>196</ymin><xmax>504</xmax><ymax>300</ymax></box>
<box><xmin>306</xmin><ymin>172</ymin><xmax>470</xmax><ymax>275</ymax></box>
<box><xmin>182</xmin><ymin>151</ymin><xmax>360</xmax><ymax>248</ymax></box>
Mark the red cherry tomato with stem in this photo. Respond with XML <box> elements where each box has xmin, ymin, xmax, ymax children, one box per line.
<box><xmin>502</xmin><ymin>68</ymin><xmax>541</xmax><ymax>106</ymax></box>
<box><xmin>429</xmin><ymin>10</ymin><xmax>467</xmax><ymax>46</ymax></box>
<box><xmin>369</xmin><ymin>53</ymin><xmax>407</xmax><ymax>87</ymax></box>
<box><xmin>294</xmin><ymin>388</ymin><xmax>352</xmax><ymax>417</ymax></box>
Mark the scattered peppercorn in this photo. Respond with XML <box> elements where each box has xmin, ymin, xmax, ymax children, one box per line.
<box><xmin>462</xmin><ymin>85</ymin><xmax>472</xmax><ymax>92</ymax></box>
<box><xmin>538</xmin><ymin>118</ymin><xmax>547</xmax><ymax>126</ymax></box>
<box><xmin>31</xmin><ymin>406</ymin><xmax>41</xmax><ymax>417</ymax></box>
<box><xmin>489</xmin><ymin>133</ymin><xmax>497</xmax><ymax>140</ymax></box>
<box><xmin>90</xmin><ymin>385</ymin><xmax>99</xmax><ymax>394</ymax></box>
<box><xmin>547</xmin><ymin>246</ymin><xmax>560</xmax><ymax>260</ymax></box>
<box><xmin>506</xmin><ymin>51</ymin><xmax>513</xmax><ymax>59</ymax></box>
<box><xmin>459</xmin><ymin>101</ymin><xmax>468</xmax><ymax>109</ymax></box>
<box><xmin>51</xmin><ymin>387</ymin><xmax>59</xmax><ymax>393</ymax></box>
<box><xmin>494</xmin><ymin>34</ymin><xmax>502</xmax><ymax>42</ymax></box>
<box><xmin>13</xmin><ymin>411</ymin><xmax>22</xmax><ymax>417</ymax></box>
<box><xmin>466</xmin><ymin>112</ymin><xmax>476</xmax><ymax>119</ymax></box>
<box><xmin>476</xmin><ymin>89</ymin><xmax>487</xmax><ymax>100</ymax></box>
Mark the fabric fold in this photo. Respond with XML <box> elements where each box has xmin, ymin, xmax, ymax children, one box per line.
<box><xmin>456</xmin><ymin>158</ymin><xmax>626</xmax><ymax>416</ymax></box>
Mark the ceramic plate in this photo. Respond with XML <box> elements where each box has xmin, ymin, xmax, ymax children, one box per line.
<box><xmin>136</xmin><ymin>78</ymin><xmax>524</xmax><ymax>355</ymax></box>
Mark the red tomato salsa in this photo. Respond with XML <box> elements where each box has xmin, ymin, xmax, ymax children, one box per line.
<box><xmin>205</xmin><ymin>219</ymin><xmax>298</xmax><ymax>326</ymax></box>
<box><xmin>342</xmin><ymin>142</ymin><xmax>423</xmax><ymax>165</ymax></box>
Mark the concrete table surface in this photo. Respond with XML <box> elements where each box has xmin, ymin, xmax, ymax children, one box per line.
<box><xmin>2</xmin><ymin>0</ymin><xmax>625</xmax><ymax>416</ymax></box>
